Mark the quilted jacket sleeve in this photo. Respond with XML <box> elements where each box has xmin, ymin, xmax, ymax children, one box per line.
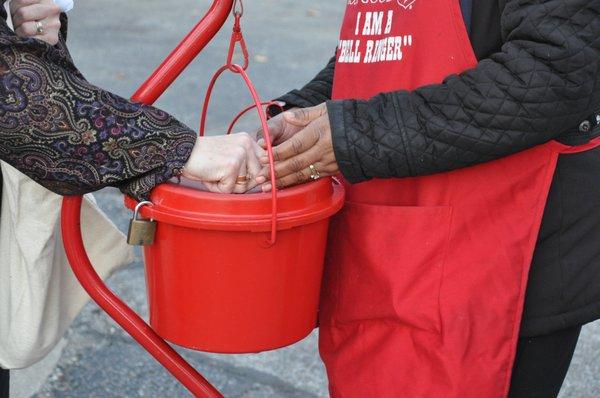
<box><xmin>275</xmin><ymin>55</ymin><xmax>336</xmax><ymax>110</ymax></box>
<box><xmin>329</xmin><ymin>0</ymin><xmax>600</xmax><ymax>183</ymax></box>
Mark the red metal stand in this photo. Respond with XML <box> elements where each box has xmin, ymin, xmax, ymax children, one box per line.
<box><xmin>61</xmin><ymin>196</ymin><xmax>222</xmax><ymax>397</ymax></box>
<box><xmin>132</xmin><ymin>0</ymin><xmax>234</xmax><ymax>104</ymax></box>
<box><xmin>60</xmin><ymin>1</ymin><xmax>235</xmax><ymax>396</ymax></box>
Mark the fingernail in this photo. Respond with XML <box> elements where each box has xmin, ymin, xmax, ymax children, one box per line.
<box><xmin>262</xmin><ymin>183</ymin><xmax>272</xmax><ymax>192</ymax></box>
<box><xmin>257</xmin><ymin>138</ymin><xmax>265</xmax><ymax>147</ymax></box>
<box><xmin>255</xmin><ymin>175</ymin><xmax>266</xmax><ymax>184</ymax></box>
<box><xmin>260</xmin><ymin>156</ymin><xmax>269</xmax><ymax>164</ymax></box>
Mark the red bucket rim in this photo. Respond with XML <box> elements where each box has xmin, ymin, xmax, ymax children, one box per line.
<box><xmin>124</xmin><ymin>178</ymin><xmax>345</xmax><ymax>232</ymax></box>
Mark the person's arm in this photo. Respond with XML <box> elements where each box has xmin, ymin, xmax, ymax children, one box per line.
<box><xmin>0</xmin><ymin>24</ymin><xmax>194</xmax><ymax>200</ymax></box>
<box><xmin>273</xmin><ymin>54</ymin><xmax>336</xmax><ymax>112</ymax></box>
<box><xmin>0</xmin><ymin>1</ymin><xmax>197</xmax><ymax>200</ymax></box>
<box><xmin>259</xmin><ymin>0</ymin><xmax>600</xmax><ymax>190</ymax></box>
<box><xmin>327</xmin><ymin>0</ymin><xmax>600</xmax><ymax>182</ymax></box>
<box><xmin>258</xmin><ymin>54</ymin><xmax>336</xmax><ymax>149</ymax></box>
<box><xmin>4</xmin><ymin>1</ymin><xmax>266</xmax><ymax>198</ymax></box>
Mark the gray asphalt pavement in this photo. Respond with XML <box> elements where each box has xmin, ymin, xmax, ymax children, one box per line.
<box><xmin>9</xmin><ymin>0</ymin><xmax>600</xmax><ymax>396</ymax></box>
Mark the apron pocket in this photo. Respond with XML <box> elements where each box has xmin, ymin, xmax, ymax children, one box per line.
<box><xmin>328</xmin><ymin>201</ymin><xmax>452</xmax><ymax>334</ymax></box>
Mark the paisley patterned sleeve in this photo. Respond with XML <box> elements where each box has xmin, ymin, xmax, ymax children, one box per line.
<box><xmin>0</xmin><ymin>17</ymin><xmax>196</xmax><ymax>201</ymax></box>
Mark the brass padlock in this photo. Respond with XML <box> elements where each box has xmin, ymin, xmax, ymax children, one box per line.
<box><xmin>127</xmin><ymin>201</ymin><xmax>156</xmax><ymax>246</ymax></box>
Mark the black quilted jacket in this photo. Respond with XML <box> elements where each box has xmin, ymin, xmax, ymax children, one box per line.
<box><xmin>277</xmin><ymin>0</ymin><xmax>600</xmax><ymax>337</ymax></box>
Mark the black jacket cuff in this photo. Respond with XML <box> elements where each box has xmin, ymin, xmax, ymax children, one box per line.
<box><xmin>327</xmin><ymin>100</ymin><xmax>369</xmax><ymax>183</ymax></box>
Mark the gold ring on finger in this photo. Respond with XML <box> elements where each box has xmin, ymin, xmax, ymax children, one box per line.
<box><xmin>236</xmin><ymin>175</ymin><xmax>249</xmax><ymax>184</ymax></box>
<box><xmin>35</xmin><ymin>21</ymin><xmax>44</xmax><ymax>35</ymax></box>
<box><xmin>309</xmin><ymin>164</ymin><xmax>321</xmax><ymax>181</ymax></box>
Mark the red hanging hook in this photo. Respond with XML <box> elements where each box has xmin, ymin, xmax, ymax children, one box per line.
<box><xmin>227</xmin><ymin>0</ymin><xmax>249</xmax><ymax>71</ymax></box>
<box><xmin>200</xmin><ymin>0</ymin><xmax>280</xmax><ymax>246</ymax></box>
<box><xmin>233</xmin><ymin>0</ymin><xmax>243</xmax><ymax>16</ymax></box>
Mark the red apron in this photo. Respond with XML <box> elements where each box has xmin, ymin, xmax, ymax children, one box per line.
<box><xmin>320</xmin><ymin>1</ymin><xmax>600</xmax><ymax>397</ymax></box>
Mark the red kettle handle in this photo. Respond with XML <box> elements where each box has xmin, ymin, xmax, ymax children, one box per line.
<box><xmin>199</xmin><ymin>61</ymin><xmax>279</xmax><ymax>245</ymax></box>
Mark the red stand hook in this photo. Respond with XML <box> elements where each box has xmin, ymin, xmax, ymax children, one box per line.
<box><xmin>227</xmin><ymin>13</ymin><xmax>249</xmax><ymax>71</ymax></box>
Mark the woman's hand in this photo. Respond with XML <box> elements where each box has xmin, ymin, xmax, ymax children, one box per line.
<box><xmin>257</xmin><ymin>103</ymin><xmax>339</xmax><ymax>192</ymax></box>
<box><xmin>10</xmin><ymin>0</ymin><xmax>62</xmax><ymax>45</ymax></box>
<box><xmin>257</xmin><ymin>107</ymin><xmax>307</xmax><ymax>148</ymax></box>
<box><xmin>182</xmin><ymin>132</ymin><xmax>266</xmax><ymax>194</ymax></box>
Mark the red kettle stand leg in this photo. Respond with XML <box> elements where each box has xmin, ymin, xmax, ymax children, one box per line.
<box><xmin>60</xmin><ymin>1</ymin><xmax>236</xmax><ymax>396</ymax></box>
<box><xmin>61</xmin><ymin>196</ymin><xmax>223</xmax><ymax>398</ymax></box>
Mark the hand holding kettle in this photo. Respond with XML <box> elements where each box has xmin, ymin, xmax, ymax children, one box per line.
<box><xmin>256</xmin><ymin>103</ymin><xmax>340</xmax><ymax>191</ymax></box>
<box><xmin>182</xmin><ymin>132</ymin><xmax>266</xmax><ymax>194</ymax></box>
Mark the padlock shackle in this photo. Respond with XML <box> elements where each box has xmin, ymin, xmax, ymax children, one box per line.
<box><xmin>134</xmin><ymin>200</ymin><xmax>154</xmax><ymax>220</ymax></box>
<box><xmin>129</xmin><ymin>201</ymin><xmax>156</xmax><ymax>246</ymax></box>
<box><xmin>61</xmin><ymin>1</ymin><xmax>235</xmax><ymax>396</ymax></box>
